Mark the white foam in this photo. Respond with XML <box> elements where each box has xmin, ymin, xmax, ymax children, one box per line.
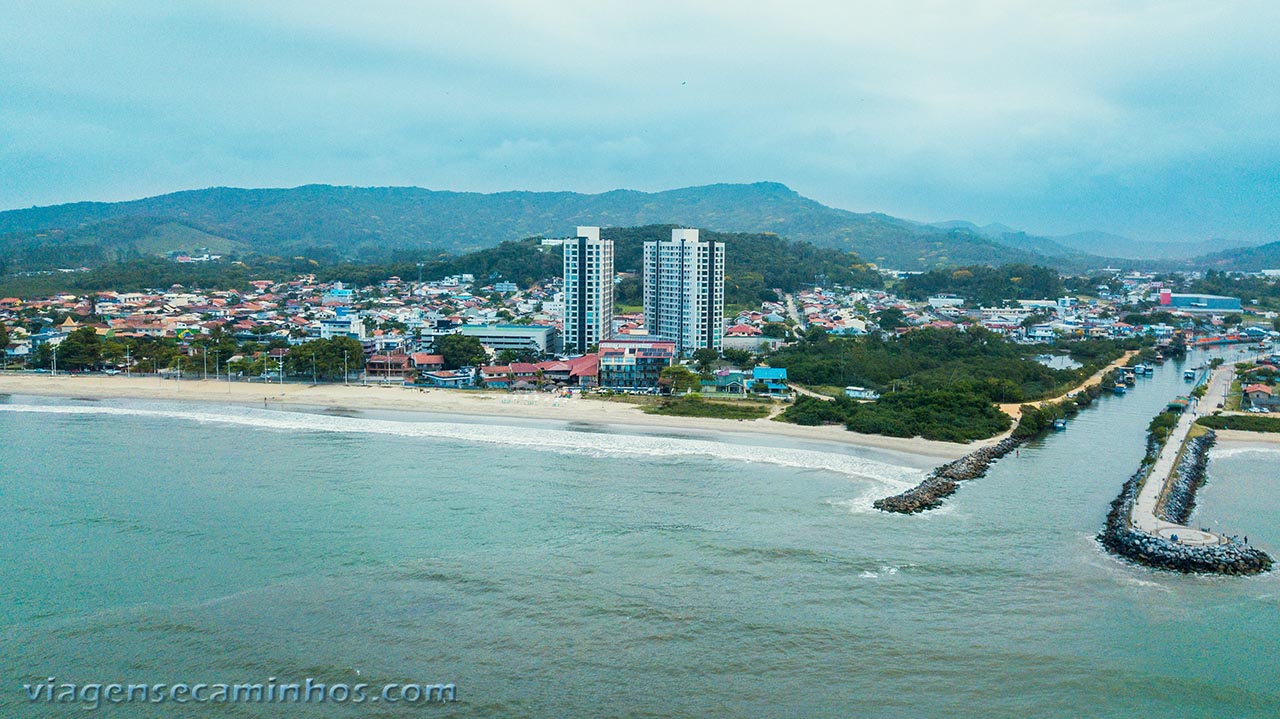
<box><xmin>1209</xmin><ymin>445</ymin><xmax>1280</xmax><ymax>460</ymax></box>
<box><xmin>0</xmin><ymin>402</ymin><xmax>919</xmax><ymax>486</ymax></box>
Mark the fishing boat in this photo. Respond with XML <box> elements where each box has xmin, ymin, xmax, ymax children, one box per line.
<box><xmin>1112</xmin><ymin>384</ymin><xmax>1127</xmax><ymax>395</ymax></box>
<box><xmin>1183</xmin><ymin>369</ymin><xmax>1196</xmax><ymax>381</ymax></box>
<box><xmin>1052</xmin><ymin>418</ymin><xmax>1067</xmax><ymax>431</ymax></box>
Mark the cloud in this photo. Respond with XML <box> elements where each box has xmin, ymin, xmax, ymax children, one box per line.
<box><xmin>1</xmin><ymin>1</ymin><xmax>1278</xmax><ymax>242</ymax></box>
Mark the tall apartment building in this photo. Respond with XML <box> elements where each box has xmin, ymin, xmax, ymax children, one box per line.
<box><xmin>562</xmin><ymin>226</ymin><xmax>614</xmax><ymax>353</ymax></box>
<box><xmin>643</xmin><ymin>228</ymin><xmax>725</xmax><ymax>355</ymax></box>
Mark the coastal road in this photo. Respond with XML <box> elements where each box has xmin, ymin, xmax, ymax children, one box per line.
<box><xmin>1130</xmin><ymin>363</ymin><xmax>1234</xmax><ymax>545</ymax></box>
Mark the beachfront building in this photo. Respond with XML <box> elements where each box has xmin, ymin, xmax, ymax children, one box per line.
<box><xmin>562</xmin><ymin>226</ymin><xmax>614</xmax><ymax>354</ymax></box>
<box><xmin>643</xmin><ymin>228</ymin><xmax>724</xmax><ymax>356</ymax></box>
<box><xmin>457</xmin><ymin>323</ymin><xmax>558</xmax><ymax>355</ymax></box>
<box><xmin>598</xmin><ymin>338</ymin><xmax>675</xmax><ymax>390</ymax></box>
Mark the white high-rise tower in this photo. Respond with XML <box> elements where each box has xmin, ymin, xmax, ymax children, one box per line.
<box><xmin>642</xmin><ymin>228</ymin><xmax>725</xmax><ymax>355</ymax></box>
<box><xmin>562</xmin><ymin>226</ymin><xmax>614</xmax><ymax>354</ymax></box>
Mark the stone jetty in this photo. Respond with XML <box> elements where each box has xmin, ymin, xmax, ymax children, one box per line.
<box><xmin>1099</xmin><ymin>428</ymin><xmax>1273</xmax><ymax>575</ymax></box>
<box><xmin>873</xmin><ymin>437</ymin><xmax>1023</xmax><ymax>514</ymax></box>
<box><xmin>1158</xmin><ymin>432</ymin><xmax>1215</xmax><ymax>525</ymax></box>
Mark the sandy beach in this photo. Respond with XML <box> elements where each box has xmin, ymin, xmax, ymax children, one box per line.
<box><xmin>0</xmin><ymin>374</ymin><xmax>978</xmax><ymax>460</ymax></box>
<box><xmin>1213</xmin><ymin>428</ymin><xmax>1280</xmax><ymax>446</ymax></box>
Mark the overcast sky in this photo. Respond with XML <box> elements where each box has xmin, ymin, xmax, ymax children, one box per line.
<box><xmin>3</xmin><ymin>1</ymin><xmax>1278</xmax><ymax>242</ymax></box>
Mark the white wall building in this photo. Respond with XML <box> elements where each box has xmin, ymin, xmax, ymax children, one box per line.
<box><xmin>643</xmin><ymin>228</ymin><xmax>725</xmax><ymax>355</ymax></box>
<box><xmin>562</xmin><ymin>226</ymin><xmax>614</xmax><ymax>353</ymax></box>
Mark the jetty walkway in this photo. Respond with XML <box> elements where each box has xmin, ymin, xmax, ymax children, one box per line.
<box><xmin>1129</xmin><ymin>363</ymin><xmax>1231</xmax><ymax>545</ymax></box>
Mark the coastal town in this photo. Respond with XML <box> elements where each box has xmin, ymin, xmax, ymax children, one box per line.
<box><xmin>3</xmin><ymin>229</ymin><xmax>1278</xmax><ymax>407</ymax></box>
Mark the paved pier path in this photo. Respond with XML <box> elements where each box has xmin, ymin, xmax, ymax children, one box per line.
<box><xmin>1129</xmin><ymin>363</ymin><xmax>1234</xmax><ymax>545</ymax></box>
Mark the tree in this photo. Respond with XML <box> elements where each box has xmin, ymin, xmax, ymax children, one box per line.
<box><xmin>437</xmin><ymin>334</ymin><xmax>487</xmax><ymax>369</ymax></box>
<box><xmin>721</xmin><ymin>348</ymin><xmax>755</xmax><ymax>367</ymax></box>
<box><xmin>56</xmin><ymin>326</ymin><xmax>103</xmax><ymax>370</ymax></box>
<box><xmin>692</xmin><ymin>348</ymin><xmax>720</xmax><ymax>373</ymax></box>
<box><xmin>496</xmin><ymin>348</ymin><xmax>540</xmax><ymax>364</ymax></box>
<box><xmin>761</xmin><ymin>322</ymin><xmax>789</xmax><ymax>338</ymax></box>
<box><xmin>1222</xmin><ymin>313</ymin><xmax>1243</xmax><ymax>327</ymax></box>
<box><xmin>284</xmin><ymin>337</ymin><xmax>366</xmax><ymax>381</ymax></box>
<box><xmin>0</xmin><ymin>322</ymin><xmax>8</xmax><ymax>353</ymax></box>
<box><xmin>875</xmin><ymin>307</ymin><xmax>907</xmax><ymax>330</ymax></box>
<box><xmin>660</xmin><ymin>365</ymin><xmax>701</xmax><ymax>394</ymax></box>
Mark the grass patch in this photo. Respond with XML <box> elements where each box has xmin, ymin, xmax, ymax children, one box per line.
<box><xmin>801</xmin><ymin>384</ymin><xmax>845</xmax><ymax>399</ymax></box>
<box><xmin>642</xmin><ymin>396</ymin><xmax>771</xmax><ymax>420</ymax></box>
<box><xmin>1196</xmin><ymin>414</ymin><xmax>1280</xmax><ymax>433</ymax></box>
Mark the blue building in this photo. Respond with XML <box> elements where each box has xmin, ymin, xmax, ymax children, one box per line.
<box><xmin>1160</xmin><ymin>291</ymin><xmax>1242</xmax><ymax>313</ymax></box>
<box><xmin>749</xmin><ymin>367</ymin><xmax>789</xmax><ymax>397</ymax></box>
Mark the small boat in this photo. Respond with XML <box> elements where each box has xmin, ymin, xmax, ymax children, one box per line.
<box><xmin>1112</xmin><ymin>384</ymin><xmax>1127</xmax><ymax>395</ymax></box>
<box><xmin>1183</xmin><ymin>369</ymin><xmax>1196</xmax><ymax>381</ymax></box>
<box><xmin>1052</xmin><ymin>418</ymin><xmax>1067</xmax><ymax>431</ymax></box>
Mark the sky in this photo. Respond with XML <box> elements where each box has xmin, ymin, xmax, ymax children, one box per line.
<box><xmin>2</xmin><ymin>1</ymin><xmax>1278</xmax><ymax>243</ymax></box>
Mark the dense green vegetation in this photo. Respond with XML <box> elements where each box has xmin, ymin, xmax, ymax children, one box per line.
<box><xmin>1195</xmin><ymin>414</ymin><xmax>1280</xmax><ymax>433</ymax></box>
<box><xmin>0</xmin><ymin>182</ymin><xmax>1110</xmax><ymax>276</ymax></box>
<box><xmin>642</xmin><ymin>396</ymin><xmax>771</xmax><ymax>420</ymax></box>
<box><xmin>437</xmin><ymin>334</ymin><xmax>487</xmax><ymax>369</ymax></box>
<box><xmin>0</xmin><ymin>224</ymin><xmax>885</xmax><ymax>301</ymax></box>
<box><xmin>898</xmin><ymin>264</ymin><xmax>1065</xmax><ymax>306</ymax></box>
<box><xmin>1148</xmin><ymin>410</ymin><xmax>1181</xmax><ymax>442</ymax></box>
<box><xmin>782</xmin><ymin>390</ymin><xmax>1010</xmax><ymax>442</ymax></box>
<box><xmin>13</xmin><ymin>325</ymin><xmax>368</xmax><ymax>380</ymax></box>
<box><xmin>772</xmin><ymin>328</ymin><xmax>1132</xmax><ymax>442</ymax></box>
<box><xmin>769</xmin><ymin>327</ymin><xmax>1128</xmax><ymax>405</ymax></box>
<box><xmin>283</xmin><ymin>337</ymin><xmax>366</xmax><ymax>381</ymax></box>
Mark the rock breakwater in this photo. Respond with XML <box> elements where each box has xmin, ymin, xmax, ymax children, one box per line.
<box><xmin>1098</xmin><ymin>430</ymin><xmax>1273</xmax><ymax>575</ymax></box>
<box><xmin>1158</xmin><ymin>431</ymin><xmax>1215</xmax><ymax>525</ymax></box>
<box><xmin>873</xmin><ymin>437</ymin><xmax>1022</xmax><ymax>514</ymax></box>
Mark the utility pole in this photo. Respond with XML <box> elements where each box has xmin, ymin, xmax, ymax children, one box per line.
<box><xmin>344</xmin><ymin>350</ymin><xmax>349</xmax><ymax>386</ymax></box>
<box><xmin>125</xmin><ymin>345</ymin><xmax>131</xmax><ymax>378</ymax></box>
<box><xmin>51</xmin><ymin>344</ymin><xmax>57</xmax><ymax>376</ymax></box>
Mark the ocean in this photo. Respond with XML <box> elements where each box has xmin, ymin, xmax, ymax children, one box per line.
<box><xmin>2</xmin><ymin>357</ymin><xmax>1277</xmax><ymax>718</ymax></box>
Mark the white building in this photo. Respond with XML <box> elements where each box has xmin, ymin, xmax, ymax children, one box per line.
<box><xmin>643</xmin><ymin>228</ymin><xmax>725</xmax><ymax>355</ymax></box>
<box><xmin>562</xmin><ymin>226</ymin><xmax>614</xmax><ymax>353</ymax></box>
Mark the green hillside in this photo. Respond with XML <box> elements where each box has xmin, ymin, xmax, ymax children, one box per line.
<box><xmin>0</xmin><ymin>182</ymin><xmax>1103</xmax><ymax>273</ymax></box>
<box><xmin>0</xmin><ymin>225</ymin><xmax>886</xmax><ymax>301</ymax></box>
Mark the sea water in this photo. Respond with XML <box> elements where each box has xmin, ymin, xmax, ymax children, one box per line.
<box><xmin>1</xmin><ymin>363</ymin><xmax>1277</xmax><ymax>718</ymax></box>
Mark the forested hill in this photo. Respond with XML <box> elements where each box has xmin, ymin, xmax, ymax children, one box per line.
<box><xmin>1190</xmin><ymin>239</ymin><xmax>1280</xmax><ymax>271</ymax></box>
<box><xmin>0</xmin><ymin>182</ymin><xmax>1103</xmax><ymax>273</ymax></box>
<box><xmin>0</xmin><ymin>225</ymin><xmax>886</xmax><ymax>304</ymax></box>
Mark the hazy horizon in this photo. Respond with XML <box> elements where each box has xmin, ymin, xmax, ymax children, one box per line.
<box><xmin>4</xmin><ymin>2</ymin><xmax>1278</xmax><ymax>244</ymax></box>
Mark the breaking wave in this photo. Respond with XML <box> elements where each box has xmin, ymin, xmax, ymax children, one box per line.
<box><xmin>0</xmin><ymin>402</ymin><xmax>920</xmax><ymax>487</ymax></box>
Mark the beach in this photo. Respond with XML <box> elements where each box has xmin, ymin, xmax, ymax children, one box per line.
<box><xmin>0</xmin><ymin>374</ymin><xmax>977</xmax><ymax>460</ymax></box>
<box><xmin>1214</xmin><ymin>428</ymin><xmax>1280</xmax><ymax>446</ymax></box>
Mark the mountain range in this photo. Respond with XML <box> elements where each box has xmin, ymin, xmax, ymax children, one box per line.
<box><xmin>0</xmin><ymin>182</ymin><xmax>1275</xmax><ymax>274</ymax></box>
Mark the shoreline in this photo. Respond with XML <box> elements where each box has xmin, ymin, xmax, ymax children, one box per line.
<box><xmin>0</xmin><ymin>374</ymin><xmax>975</xmax><ymax>462</ymax></box>
<box><xmin>1212</xmin><ymin>428</ymin><xmax>1280</xmax><ymax>446</ymax></box>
